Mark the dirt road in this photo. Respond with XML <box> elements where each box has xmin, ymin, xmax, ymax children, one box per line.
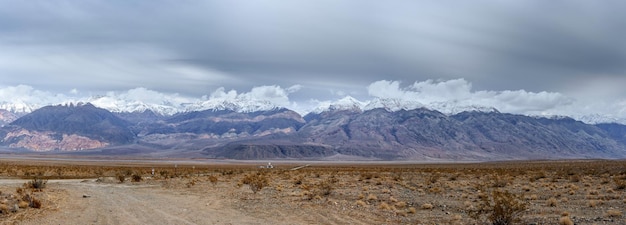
<box><xmin>17</xmin><ymin>179</ymin><xmax>295</xmax><ymax>225</ymax></box>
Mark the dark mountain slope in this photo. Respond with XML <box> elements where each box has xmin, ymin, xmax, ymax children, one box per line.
<box><xmin>5</xmin><ymin>103</ymin><xmax>135</xmax><ymax>146</ymax></box>
<box><xmin>143</xmin><ymin>108</ymin><xmax>305</xmax><ymax>136</ymax></box>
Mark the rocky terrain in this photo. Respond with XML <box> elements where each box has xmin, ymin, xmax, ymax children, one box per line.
<box><xmin>1</xmin><ymin>160</ymin><xmax>625</xmax><ymax>224</ymax></box>
<box><xmin>0</xmin><ymin>103</ymin><xmax>134</xmax><ymax>151</ymax></box>
<box><xmin>0</xmin><ymin>109</ymin><xmax>18</xmax><ymax>126</ymax></box>
<box><xmin>0</xmin><ymin>103</ymin><xmax>625</xmax><ymax>160</ymax></box>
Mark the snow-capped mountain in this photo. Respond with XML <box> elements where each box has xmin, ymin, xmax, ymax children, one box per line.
<box><xmin>88</xmin><ymin>95</ymin><xmax>183</xmax><ymax>116</ymax></box>
<box><xmin>310</xmin><ymin>96</ymin><xmax>365</xmax><ymax>114</ymax></box>
<box><xmin>185</xmin><ymin>98</ymin><xmax>281</xmax><ymax>113</ymax></box>
<box><xmin>426</xmin><ymin>101</ymin><xmax>499</xmax><ymax>115</ymax></box>
<box><xmin>2</xmin><ymin>93</ymin><xmax>626</xmax><ymax>126</ymax></box>
<box><xmin>0</xmin><ymin>101</ymin><xmax>39</xmax><ymax>114</ymax></box>
<box><xmin>574</xmin><ymin>114</ymin><xmax>626</xmax><ymax>125</ymax></box>
<box><xmin>311</xmin><ymin>97</ymin><xmax>498</xmax><ymax>116</ymax></box>
<box><xmin>363</xmin><ymin>98</ymin><xmax>424</xmax><ymax>112</ymax></box>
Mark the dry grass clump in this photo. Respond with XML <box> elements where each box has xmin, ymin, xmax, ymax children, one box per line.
<box><xmin>366</xmin><ymin>193</ymin><xmax>378</xmax><ymax>202</ymax></box>
<box><xmin>379</xmin><ymin>202</ymin><xmax>392</xmax><ymax>210</ymax></box>
<box><xmin>468</xmin><ymin>189</ymin><xmax>527</xmax><ymax>225</ymax></box>
<box><xmin>558</xmin><ymin>216</ymin><xmax>574</xmax><ymax>225</ymax></box>
<box><xmin>605</xmin><ymin>209</ymin><xmax>622</xmax><ymax>218</ymax></box>
<box><xmin>394</xmin><ymin>201</ymin><xmax>407</xmax><ymax>209</ymax></box>
<box><xmin>421</xmin><ymin>203</ymin><xmax>434</xmax><ymax>210</ymax></box>
<box><xmin>208</xmin><ymin>175</ymin><xmax>218</xmax><ymax>185</ymax></box>
<box><xmin>241</xmin><ymin>172</ymin><xmax>269</xmax><ymax>194</ymax></box>
<box><xmin>26</xmin><ymin>177</ymin><xmax>47</xmax><ymax>190</ymax></box>
<box><xmin>116</xmin><ymin>173</ymin><xmax>126</xmax><ymax>183</ymax></box>
<box><xmin>131</xmin><ymin>174</ymin><xmax>143</xmax><ymax>182</ymax></box>
<box><xmin>546</xmin><ymin>197</ymin><xmax>558</xmax><ymax>207</ymax></box>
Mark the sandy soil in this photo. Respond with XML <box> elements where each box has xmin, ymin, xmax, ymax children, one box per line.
<box><xmin>13</xmin><ymin>179</ymin><xmax>300</xmax><ymax>225</ymax></box>
<box><xmin>1</xmin><ymin>160</ymin><xmax>625</xmax><ymax>225</ymax></box>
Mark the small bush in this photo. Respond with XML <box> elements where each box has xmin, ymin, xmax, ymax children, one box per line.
<box><xmin>131</xmin><ymin>174</ymin><xmax>142</xmax><ymax>182</ymax></box>
<box><xmin>208</xmin><ymin>175</ymin><xmax>218</xmax><ymax>184</ymax></box>
<box><xmin>559</xmin><ymin>216</ymin><xmax>573</xmax><ymax>225</ymax></box>
<box><xmin>27</xmin><ymin>177</ymin><xmax>47</xmax><ymax>190</ymax></box>
<box><xmin>30</xmin><ymin>198</ymin><xmax>42</xmax><ymax>209</ymax></box>
<box><xmin>421</xmin><ymin>203</ymin><xmax>434</xmax><ymax>210</ymax></box>
<box><xmin>242</xmin><ymin>173</ymin><xmax>269</xmax><ymax>194</ymax></box>
<box><xmin>468</xmin><ymin>189</ymin><xmax>528</xmax><ymax>225</ymax></box>
<box><xmin>366</xmin><ymin>193</ymin><xmax>378</xmax><ymax>202</ymax></box>
<box><xmin>547</xmin><ymin>197</ymin><xmax>558</xmax><ymax>207</ymax></box>
<box><xmin>0</xmin><ymin>204</ymin><xmax>8</xmax><ymax>214</ymax></box>
<box><xmin>18</xmin><ymin>201</ymin><xmax>29</xmax><ymax>209</ymax></box>
<box><xmin>117</xmin><ymin>174</ymin><xmax>125</xmax><ymax>183</ymax></box>
<box><xmin>379</xmin><ymin>202</ymin><xmax>391</xmax><ymax>210</ymax></box>
<box><xmin>605</xmin><ymin>209</ymin><xmax>622</xmax><ymax>218</ymax></box>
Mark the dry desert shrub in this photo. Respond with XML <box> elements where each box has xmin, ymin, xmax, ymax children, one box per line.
<box><xmin>468</xmin><ymin>189</ymin><xmax>527</xmax><ymax>225</ymax></box>
<box><xmin>547</xmin><ymin>197</ymin><xmax>558</xmax><ymax>207</ymax></box>
<box><xmin>587</xmin><ymin>200</ymin><xmax>598</xmax><ymax>208</ymax></box>
<box><xmin>366</xmin><ymin>193</ymin><xmax>378</xmax><ymax>202</ymax></box>
<box><xmin>395</xmin><ymin>201</ymin><xmax>407</xmax><ymax>209</ymax></box>
<box><xmin>116</xmin><ymin>174</ymin><xmax>126</xmax><ymax>183</ymax></box>
<box><xmin>559</xmin><ymin>216</ymin><xmax>574</xmax><ymax>225</ymax></box>
<box><xmin>242</xmin><ymin>172</ymin><xmax>269</xmax><ymax>194</ymax></box>
<box><xmin>131</xmin><ymin>174</ymin><xmax>143</xmax><ymax>182</ymax></box>
<box><xmin>427</xmin><ymin>173</ymin><xmax>441</xmax><ymax>184</ymax></box>
<box><xmin>615</xmin><ymin>178</ymin><xmax>626</xmax><ymax>190</ymax></box>
<box><xmin>605</xmin><ymin>209</ymin><xmax>622</xmax><ymax>218</ymax></box>
<box><xmin>421</xmin><ymin>203</ymin><xmax>434</xmax><ymax>210</ymax></box>
<box><xmin>379</xmin><ymin>202</ymin><xmax>392</xmax><ymax>210</ymax></box>
<box><xmin>18</xmin><ymin>201</ymin><xmax>29</xmax><ymax>209</ymax></box>
<box><xmin>0</xmin><ymin>204</ymin><xmax>8</xmax><ymax>214</ymax></box>
<box><xmin>26</xmin><ymin>177</ymin><xmax>47</xmax><ymax>190</ymax></box>
<box><xmin>208</xmin><ymin>175</ymin><xmax>218</xmax><ymax>185</ymax></box>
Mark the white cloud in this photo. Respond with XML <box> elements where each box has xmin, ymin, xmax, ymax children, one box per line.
<box><xmin>0</xmin><ymin>85</ymin><xmax>68</xmax><ymax>105</ymax></box>
<box><xmin>2</xmin><ymin>80</ymin><xmax>625</xmax><ymax>124</ymax></box>
<box><xmin>208</xmin><ymin>85</ymin><xmax>300</xmax><ymax>109</ymax></box>
<box><xmin>366</xmin><ymin>79</ymin><xmax>574</xmax><ymax>115</ymax></box>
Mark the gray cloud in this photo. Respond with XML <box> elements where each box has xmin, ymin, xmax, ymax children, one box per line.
<box><xmin>1</xmin><ymin>0</ymin><xmax>625</xmax><ymax>118</ymax></box>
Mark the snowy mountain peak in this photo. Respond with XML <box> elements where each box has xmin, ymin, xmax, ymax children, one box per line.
<box><xmin>0</xmin><ymin>101</ymin><xmax>39</xmax><ymax>114</ymax></box>
<box><xmin>88</xmin><ymin>95</ymin><xmax>182</xmax><ymax>116</ymax></box>
<box><xmin>363</xmin><ymin>98</ymin><xmax>424</xmax><ymax>112</ymax></box>
<box><xmin>311</xmin><ymin>96</ymin><xmax>365</xmax><ymax>114</ymax></box>
<box><xmin>427</xmin><ymin>101</ymin><xmax>499</xmax><ymax>115</ymax></box>
<box><xmin>574</xmin><ymin>114</ymin><xmax>626</xmax><ymax>125</ymax></box>
<box><xmin>187</xmin><ymin>98</ymin><xmax>281</xmax><ymax>113</ymax></box>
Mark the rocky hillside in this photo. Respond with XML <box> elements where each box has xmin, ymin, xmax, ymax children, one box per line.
<box><xmin>1</xmin><ymin>103</ymin><xmax>135</xmax><ymax>151</ymax></box>
<box><xmin>215</xmin><ymin>108</ymin><xmax>626</xmax><ymax>160</ymax></box>
<box><xmin>1</xmin><ymin>104</ymin><xmax>626</xmax><ymax>160</ymax></box>
<box><xmin>0</xmin><ymin>109</ymin><xmax>18</xmax><ymax>126</ymax></box>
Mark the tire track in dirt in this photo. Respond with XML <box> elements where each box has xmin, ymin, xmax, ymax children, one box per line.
<box><xmin>18</xmin><ymin>180</ymin><xmax>273</xmax><ymax>225</ymax></box>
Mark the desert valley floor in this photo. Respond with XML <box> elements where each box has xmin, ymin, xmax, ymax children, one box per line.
<box><xmin>0</xmin><ymin>158</ymin><xmax>625</xmax><ymax>225</ymax></box>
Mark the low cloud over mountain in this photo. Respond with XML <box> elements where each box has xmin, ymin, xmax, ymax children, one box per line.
<box><xmin>2</xmin><ymin>79</ymin><xmax>625</xmax><ymax>124</ymax></box>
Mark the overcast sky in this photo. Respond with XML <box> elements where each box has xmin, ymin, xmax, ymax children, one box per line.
<box><xmin>1</xmin><ymin>1</ymin><xmax>626</xmax><ymax>119</ymax></box>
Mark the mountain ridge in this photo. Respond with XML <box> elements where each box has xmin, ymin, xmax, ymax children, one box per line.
<box><xmin>1</xmin><ymin>102</ymin><xmax>626</xmax><ymax>160</ymax></box>
<box><xmin>2</xmin><ymin>96</ymin><xmax>623</xmax><ymax>125</ymax></box>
